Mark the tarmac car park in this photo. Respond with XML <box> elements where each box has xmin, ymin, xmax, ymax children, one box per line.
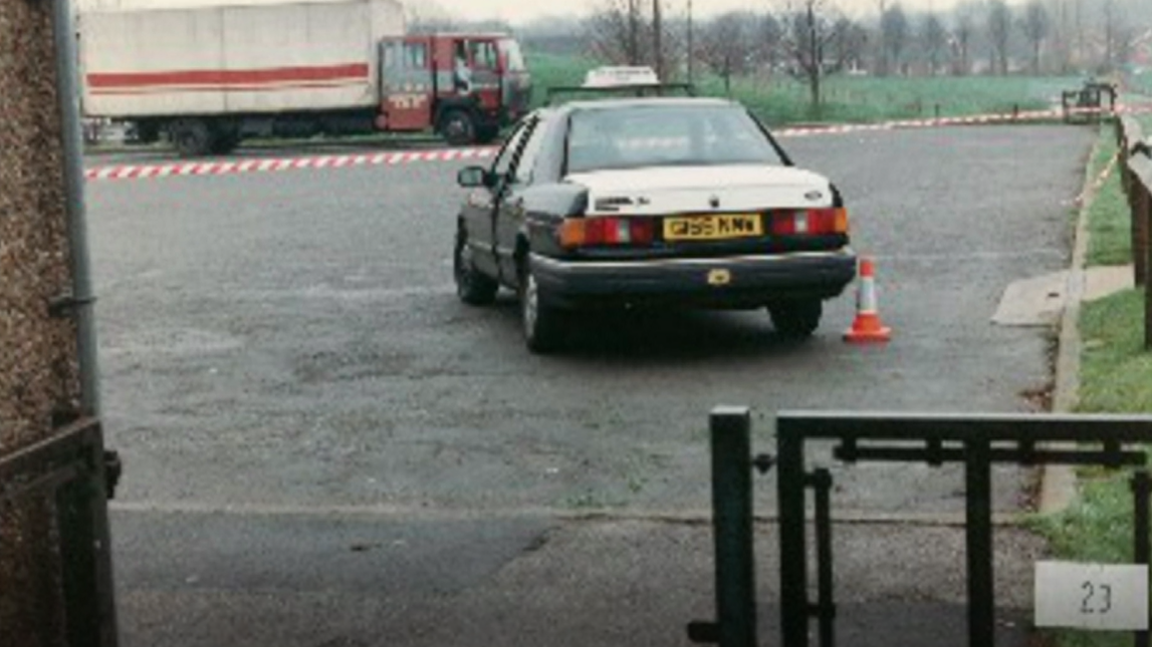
<box><xmin>452</xmin><ymin>72</ymin><xmax>858</xmax><ymax>353</ymax></box>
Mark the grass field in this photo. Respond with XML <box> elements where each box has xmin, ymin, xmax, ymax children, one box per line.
<box><xmin>525</xmin><ymin>51</ymin><xmax>1081</xmax><ymax>125</ymax></box>
<box><xmin>1084</xmin><ymin>126</ymin><xmax>1130</xmax><ymax>267</ymax></box>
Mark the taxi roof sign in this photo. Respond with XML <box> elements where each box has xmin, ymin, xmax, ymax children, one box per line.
<box><xmin>582</xmin><ymin>66</ymin><xmax>660</xmax><ymax>88</ymax></box>
<box><xmin>546</xmin><ymin>66</ymin><xmax>695</xmax><ymax>105</ymax></box>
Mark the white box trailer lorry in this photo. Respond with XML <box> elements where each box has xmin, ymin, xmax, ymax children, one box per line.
<box><xmin>78</xmin><ymin>0</ymin><xmax>533</xmax><ymax>155</ymax></box>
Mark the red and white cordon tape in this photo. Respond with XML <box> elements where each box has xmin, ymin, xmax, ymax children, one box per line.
<box><xmin>84</xmin><ymin>146</ymin><xmax>497</xmax><ymax>182</ymax></box>
<box><xmin>84</xmin><ymin>103</ymin><xmax>1152</xmax><ymax>182</ymax></box>
<box><xmin>1070</xmin><ymin>151</ymin><xmax>1121</xmax><ymax>207</ymax></box>
<box><xmin>774</xmin><ymin>103</ymin><xmax>1152</xmax><ymax>138</ymax></box>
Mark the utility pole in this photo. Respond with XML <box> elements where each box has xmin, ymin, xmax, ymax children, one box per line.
<box><xmin>653</xmin><ymin>0</ymin><xmax>664</xmax><ymax>80</ymax></box>
<box><xmin>628</xmin><ymin>0</ymin><xmax>639</xmax><ymax>65</ymax></box>
<box><xmin>687</xmin><ymin>0</ymin><xmax>693</xmax><ymax>84</ymax></box>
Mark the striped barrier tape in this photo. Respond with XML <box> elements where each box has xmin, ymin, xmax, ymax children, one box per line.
<box><xmin>774</xmin><ymin>103</ymin><xmax>1152</xmax><ymax>138</ymax></box>
<box><xmin>1070</xmin><ymin>150</ymin><xmax>1121</xmax><ymax>207</ymax></box>
<box><xmin>84</xmin><ymin>103</ymin><xmax>1152</xmax><ymax>183</ymax></box>
<box><xmin>84</xmin><ymin>146</ymin><xmax>497</xmax><ymax>182</ymax></box>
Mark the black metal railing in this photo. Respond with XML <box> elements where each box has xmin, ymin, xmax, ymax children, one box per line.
<box><xmin>0</xmin><ymin>417</ymin><xmax>120</xmax><ymax>647</ymax></box>
<box><xmin>690</xmin><ymin>408</ymin><xmax>1152</xmax><ymax>647</ymax></box>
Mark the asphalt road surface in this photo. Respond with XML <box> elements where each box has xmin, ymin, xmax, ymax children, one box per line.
<box><xmin>90</xmin><ymin>124</ymin><xmax>1088</xmax><ymax>515</ymax></box>
<box><xmin>87</xmin><ymin>124</ymin><xmax>1093</xmax><ymax>646</ymax></box>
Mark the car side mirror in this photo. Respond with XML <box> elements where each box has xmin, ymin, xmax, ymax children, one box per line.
<box><xmin>458</xmin><ymin>166</ymin><xmax>490</xmax><ymax>188</ymax></box>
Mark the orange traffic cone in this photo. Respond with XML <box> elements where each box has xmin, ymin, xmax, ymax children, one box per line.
<box><xmin>844</xmin><ymin>257</ymin><xmax>892</xmax><ymax>343</ymax></box>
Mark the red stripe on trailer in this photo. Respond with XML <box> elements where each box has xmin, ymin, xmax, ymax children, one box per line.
<box><xmin>87</xmin><ymin>63</ymin><xmax>370</xmax><ymax>91</ymax></box>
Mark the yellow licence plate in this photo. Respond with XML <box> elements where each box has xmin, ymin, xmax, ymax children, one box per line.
<box><xmin>663</xmin><ymin>214</ymin><xmax>763</xmax><ymax>241</ymax></box>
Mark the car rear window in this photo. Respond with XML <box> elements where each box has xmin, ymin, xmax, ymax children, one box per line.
<box><xmin>565</xmin><ymin>104</ymin><xmax>784</xmax><ymax>174</ymax></box>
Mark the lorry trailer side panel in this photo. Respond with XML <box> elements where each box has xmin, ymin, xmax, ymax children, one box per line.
<box><xmin>80</xmin><ymin>0</ymin><xmax>403</xmax><ymax>118</ymax></box>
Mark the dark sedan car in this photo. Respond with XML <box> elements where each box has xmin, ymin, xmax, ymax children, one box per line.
<box><xmin>452</xmin><ymin>96</ymin><xmax>857</xmax><ymax>353</ymax></box>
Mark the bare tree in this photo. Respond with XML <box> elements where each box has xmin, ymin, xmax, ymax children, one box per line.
<box><xmin>1047</xmin><ymin>0</ymin><xmax>1072</xmax><ymax>74</ymax></box>
<box><xmin>874</xmin><ymin>0</ymin><xmax>889</xmax><ymax>74</ymax></box>
<box><xmin>586</xmin><ymin>0</ymin><xmax>643</xmax><ymax>65</ymax></box>
<box><xmin>780</xmin><ymin>0</ymin><xmax>843</xmax><ymax>111</ymax></box>
<box><xmin>1019</xmin><ymin>1</ymin><xmax>1049</xmax><ymax>74</ymax></box>
<box><xmin>629</xmin><ymin>0</ymin><xmax>641</xmax><ymax>63</ymax></box>
<box><xmin>1075</xmin><ymin>0</ymin><xmax>1084</xmax><ymax>68</ymax></box>
<box><xmin>1101</xmin><ymin>0</ymin><xmax>1125</xmax><ymax>72</ymax></box>
<box><xmin>405</xmin><ymin>0</ymin><xmax>455</xmax><ymax>33</ymax></box>
<box><xmin>653</xmin><ymin>0</ymin><xmax>664</xmax><ymax>81</ymax></box>
<box><xmin>880</xmin><ymin>4</ymin><xmax>910</xmax><ymax>75</ymax></box>
<box><xmin>753</xmin><ymin>13</ymin><xmax>785</xmax><ymax>73</ymax></box>
<box><xmin>920</xmin><ymin>12</ymin><xmax>948</xmax><ymax>75</ymax></box>
<box><xmin>700</xmin><ymin>12</ymin><xmax>752</xmax><ymax>95</ymax></box>
<box><xmin>829</xmin><ymin>17</ymin><xmax>868</xmax><ymax>73</ymax></box>
<box><xmin>1114</xmin><ymin>25</ymin><xmax>1137</xmax><ymax>71</ymax></box>
<box><xmin>951</xmin><ymin>6</ymin><xmax>975</xmax><ymax>75</ymax></box>
<box><xmin>987</xmin><ymin>0</ymin><xmax>1012</xmax><ymax>75</ymax></box>
<box><xmin>585</xmin><ymin>0</ymin><xmax>683</xmax><ymax>77</ymax></box>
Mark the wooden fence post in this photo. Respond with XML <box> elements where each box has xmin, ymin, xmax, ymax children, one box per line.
<box><xmin>1123</xmin><ymin>119</ymin><xmax>1148</xmax><ymax>287</ymax></box>
<box><xmin>1134</xmin><ymin>165</ymin><xmax>1148</xmax><ymax>289</ymax></box>
<box><xmin>1143</xmin><ymin>182</ymin><xmax>1152</xmax><ymax>350</ymax></box>
<box><xmin>1127</xmin><ymin>152</ymin><xmax>1152</xmax><ymax>349</ymax></box>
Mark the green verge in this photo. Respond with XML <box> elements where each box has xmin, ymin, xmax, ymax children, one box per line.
<box><xmin>1025</xmin><ymin>124</ymin><xmax>1150</xmax><ymax>647</ymax></box>
<box><xmin>1085</xmin><ymin>126</ymin><xmax>1131</xmax><ymax>267</ymax></box>
<box><xmin>525</xmin><ymin>52</ymin><xmax>1076</xmax><ymax>126</ymax></box>
<box><xmin>716</xmin><ymin>74</ymin><xmax>1073</xmax><ymax>127</ymax></box>
<box><xmin>1028</xmin><ymin>286</ymin><xmax>1151</xmax><ymax>647</ymax></box>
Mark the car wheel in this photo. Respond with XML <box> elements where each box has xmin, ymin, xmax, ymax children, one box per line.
<box><xmin>768</xmin><ymin>299</ymin><xmax>822</xmax><ymax>339</ymax></box>
<box><xmin>454</xmin><ymin>229</ymin><xmax>498</xmax><ymax>305</ymax></box>
<box><xmin>519</xmin><ymin>262</ymin><xmax>562</xmax><ymax>353</ymax></box>
<box><xmin>439</xmin><ymin>109</ymin><xmax>476</xmax><ymax>147</ymax></box>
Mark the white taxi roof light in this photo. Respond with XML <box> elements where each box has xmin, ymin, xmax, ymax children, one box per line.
<box><xmin>582</xmin><ymin>66</ymin><xmax>660</xmax><ymax>88</ymax></box>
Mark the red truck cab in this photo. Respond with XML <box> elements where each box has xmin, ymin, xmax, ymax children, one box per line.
<box><xmin>378</xmin><ymin>34</ymin><xmax>532</xmax><ymax>145</ymax></box>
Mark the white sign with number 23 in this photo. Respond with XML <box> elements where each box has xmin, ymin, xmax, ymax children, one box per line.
<box><xmin>1035</xmin><ymin>561</ymin><xmax>1149</xmax><ymax>630</ymax></box>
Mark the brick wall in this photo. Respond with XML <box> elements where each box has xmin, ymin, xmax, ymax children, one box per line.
<box><xmin>0</xmin><ymin>0</ymin><xmax>83</xmax><ymax>643</ymax></box>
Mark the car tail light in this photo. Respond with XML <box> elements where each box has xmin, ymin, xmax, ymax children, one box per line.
<box><xmin>560</xmin><ymin>216</ymin><xmax>655</xmax><ymax>248</ymax></box>
<box><xmin>770</xmin><ymin>208</ymin><xmax>849</xmax><ymax>236</ymax></box>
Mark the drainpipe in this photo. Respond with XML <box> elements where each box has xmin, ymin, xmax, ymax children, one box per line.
<box><xmin>52</xmin><ymin>0</ymin><xmax>100</xmax><ymax>417</ymax></box>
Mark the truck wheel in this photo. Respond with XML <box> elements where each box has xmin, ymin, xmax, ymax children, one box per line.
<box><xmin>768</xmin><ymin>299</ymin><xmax>822</xmax><ymax>339</ymax></box>
<box><xmin>439</xmin><ymin>110</ymin><xmax>476</xmax><ymax>147</ymax></box>
<box><xmin>169</xmin><ymin>119</ymin><xmax>212</xmax><ymax>157</ymax></box>
<box><xmin>209</xmin><ymin>131</ymin><xmax>241</xmax><ymax>155</ymax></box>
<box><xmin>475</xmin><ymin>124</ymin><xmax>500</xmax><ymax>145</ymax></box>
<box><xmin>134</xmin><ymin>121</ymin><xmax>161</xmax><ymax>144</ymax></box>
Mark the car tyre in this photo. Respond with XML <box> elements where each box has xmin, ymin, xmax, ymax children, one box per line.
<box><xmin>768</xmin><ymin>299</ymin><xmax>822</xmax><ymax>339</ymax></box>
<box><xmin>519</xmin><ymin>262</ymin><xmax>562</xmax><ymax>354</ymax></box>
<box><xmin>454</xmin><ymin>229</ymin><xmax>498</xmax><ymax>305</ymax></box>
<box><xmin>439</xmin><ymin>109</ymin><xmax>476</xmax><ymax>147</ymax></box>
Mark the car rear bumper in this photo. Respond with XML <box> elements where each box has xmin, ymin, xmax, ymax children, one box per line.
<box><xmin>530</xmin><ymin>249</ymin><xmax>857</xmax><ymax>310</ymax></box>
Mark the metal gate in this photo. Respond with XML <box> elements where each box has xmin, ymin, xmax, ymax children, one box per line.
<box><xmin>0</xmin><ymin>420</ymin><xmax>120</xmax><ymax>647</ymax></box>
<box><xmin>690</xmin><ymin>407</ymin><xmax>1152</xmax><ymax>647</ymax></box>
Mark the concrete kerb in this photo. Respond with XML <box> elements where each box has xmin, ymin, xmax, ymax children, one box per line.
<box><xmin>1038</xmin><ymin>126</ymin><xmax>1102</xmax><ymax>515</ymax></box>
